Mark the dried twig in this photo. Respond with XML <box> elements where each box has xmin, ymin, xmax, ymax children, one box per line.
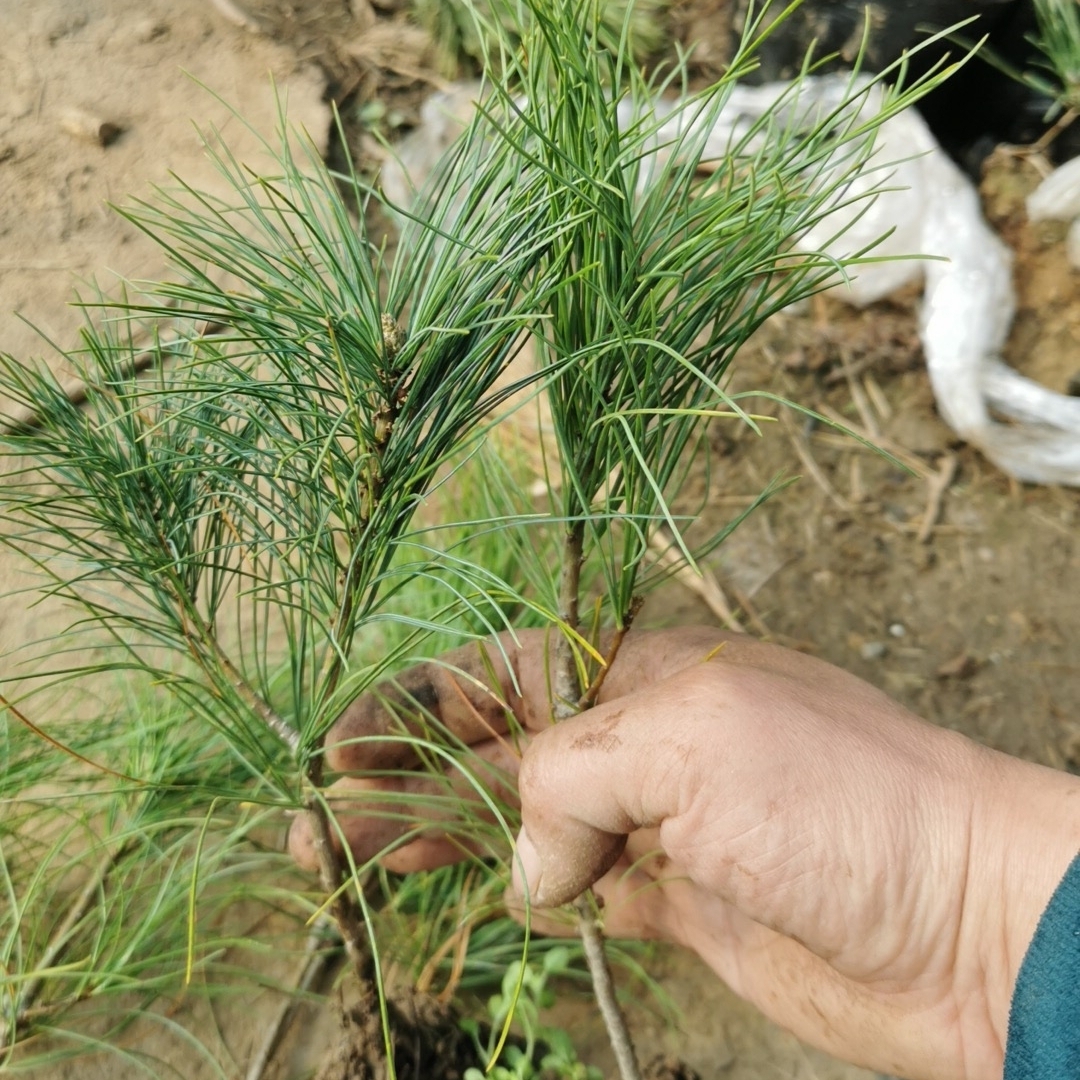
<box><xmin>782</xmin><ymin>413</ymin><xmax>852</xmax><ymax>512</ymax></box>
<box><xmin>888</xmin><ymin>521</ymin><xmax>980</xmax><ymax>537</ymax></box>
<box><xmin>862</xmin><ymin>373</ymin><xmax>893</xmax><ymax>422</ymax></box>
<box><xmin>839</xmin><ymin>349</ymin><xmax>880</xmax><ymax>439</ymax></box>
<box><xmin>244</xmin><ymin>919</ymin><xmax>339</xmax><ymax>1080</ymax></box>
<box><xmin>848</xmin><ymin>455</ymin><xmax>866</xmax><ymax>504</ymax></box>
<box><xmin>648</xmin><ymin>530</ymin><xmax>744</xmax><ymax>632</ymax></box>
<box><xmin>728</xmin><ymin>582</ymin><xmax>773</xmax><ymax>639</ymax></box>
<box><xmin>824</xmin><ymin>351</ymin><xmax>883</xmax><ymax>384</ymax></box>
<box><xmin>814</xmin><ymin>404</ymin><xmax>934</xmax><ymax>480</ymax></box>
<box><xmin>916</xmin><ymin>453</ymin><xmax>958</xmax><ymax>543</ymax></box>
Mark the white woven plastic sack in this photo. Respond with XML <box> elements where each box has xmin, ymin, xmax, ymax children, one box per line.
<box><xmin>858</xmin><ymin>94</ymin><xmax>1080</xmax><ymax>486</ymax></box>
<box><xmin>685</xmin><ymin>75</ymin><xmax>1080</xmax><ymax>486</ymax></box>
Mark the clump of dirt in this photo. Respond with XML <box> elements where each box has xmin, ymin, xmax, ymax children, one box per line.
<box><xmin>981</xmin><ymin>148</ymin><xmax>1080</xmax><ymax>396</ymax></box>
<box><xmin>314</xmin><ymin>976</ymin><xmax>705</xmax><ymax>1080</ymax></box>
<box><xmin>643</xmin><ymin>1056</ymin><xmax>702</xmax><ymax>1080</ymax></box>
<box><xmin>316</xmin><ymin>979</ymin><xmax>479</xmax><ymax>1080</ymax></box>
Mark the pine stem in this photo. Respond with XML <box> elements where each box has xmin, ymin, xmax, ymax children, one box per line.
<box><xmin>185</xmin><ymin>601</ymin><xmax>366</xmax><ymax>984</ymax></box>
<box><xmin>574</xmin><ymin>894</ymin><xmax>643</xmax><ymax>1080</ymax></box>
<box><xmin>302</xmin><ymin>782</ymin><xmax>371</xmax><ymax>982</ymax></box>
<box><xmin>181</xmin><ymin>618</ymin><xmax>370</xmax><ymax>981</ymax></box>
<box><xmin>297</xmin><ymin>553</ymin><xmax>380</xmax><ymax>985</ymax></box>
<box><xmin>554</xmin><ymin>521</ymin><xmax>643</xmax><ymax>1080</ymax></box>
<box><xmin>214</xmin><ymin>645</ymin><xmax>301</xmax><ymax>755</ymax></box>
<box><xmin>553</xmin><ymin>522</ymin><xmax>584</xmax><ymax>718</ymax></box>
<box><xmin>170</xmin><ymin>577</ymin><xmax>301</xmax><ymax>754</ymax></box>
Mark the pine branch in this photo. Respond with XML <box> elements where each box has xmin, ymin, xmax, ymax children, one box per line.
<box><xmin>574</xmin><ymin>893</ymin><xmax>642</xmax><ymax>1080</ymax></box>
<box><xmin>0</xmin><ymin>841</ymin><xmax>133</xmax><ymax>1052</ymax></box>
<box><xmin>552</xmin><ymin>521</ymin><xmax>584</xmax><ymax>719</ymax></box>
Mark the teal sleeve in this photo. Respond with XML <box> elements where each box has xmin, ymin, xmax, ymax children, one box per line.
<box><xmin>1004</xmin><ymin>852</ymin><xmax>1080</xmax><ymax>1078</ymax></box>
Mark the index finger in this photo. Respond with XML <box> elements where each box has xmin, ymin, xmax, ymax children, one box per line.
<box><xmin>324</xmin><ymin>625</ymin><xmax>733</xmax><ymax>773</ymax></box>
<box><xmin>324</xmin><ymin>631</ymin><xmax>531</xmax><ymax>772</ymax></box>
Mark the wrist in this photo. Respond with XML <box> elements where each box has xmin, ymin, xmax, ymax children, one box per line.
<box><xmin>961</xmin><ymin>743</ymin><xmax>1080</xmax><ymax>1065</ymax></box>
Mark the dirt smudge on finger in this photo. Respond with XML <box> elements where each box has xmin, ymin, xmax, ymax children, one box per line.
<box><xmin>570</xmin><ymin>712</ymin><xmax>624</xmax><ymax>752</ymax></box>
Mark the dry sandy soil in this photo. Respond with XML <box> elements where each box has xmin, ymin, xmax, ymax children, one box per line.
<box><xmin>2</xmin><ymin>0</ymin><xmax>1079</xmax><ymax>1078</ymax></box>
<box><xmin>0</xmin><ymin>0</ymin><xmax>329</xmax><ymax>686</ymax></box>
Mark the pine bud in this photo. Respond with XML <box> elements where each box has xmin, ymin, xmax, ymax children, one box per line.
<box><xmin>380</xmin><ymin>313</ymin><xmax>406</xmax><ymax>365</ymax></box>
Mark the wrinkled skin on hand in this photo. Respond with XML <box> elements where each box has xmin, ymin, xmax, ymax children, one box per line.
<box><xmin>289</xmin><ymin>627</ymin><xmax>1080</xmax><ymax>1080</ymax></box>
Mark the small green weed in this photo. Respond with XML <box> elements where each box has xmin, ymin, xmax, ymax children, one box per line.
<box><xmin>462</xmin><ymin>947</ymin><xmax>603</xmax><ymax>1080</ymax></box>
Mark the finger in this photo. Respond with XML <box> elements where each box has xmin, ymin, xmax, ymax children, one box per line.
<box><xmin>327</xmin><ymin>625</ymin><xmax>734</xmax><ymax>772</ymax></box>
<box><xmin>511</xmin><ymin>667</ymin><xmax>713</xmax><ymax>907</ymax></box>
<box><xmin>381</xmin><ymin>836</ymin><xmax>479</xmax><ymax>874</ymax></box>
<box><xmin>289</xmin><ymin>738</ymin><xmax>523</xmax><ymax>871</ymax></box>
<box><xmin>505</xmin><ymin>840</ymin><xmax>678</xmax><ymax>941</ymax></box>
<box><xmin>325</xmin><ymin>634</ymin><xmax>528</xmax><ymax>772</ymax></box>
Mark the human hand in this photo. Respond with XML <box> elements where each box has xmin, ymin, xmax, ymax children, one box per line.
<box><xmin>288</xmin><ymin>626</ymin><xmax>1080</xmax><ymax>1080</ymax></box>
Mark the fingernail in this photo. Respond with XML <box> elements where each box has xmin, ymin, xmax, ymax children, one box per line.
<box><xmin>511</xmin><ymin>827</ymin><xmax>546</xmax><ymax>906</ymax></box>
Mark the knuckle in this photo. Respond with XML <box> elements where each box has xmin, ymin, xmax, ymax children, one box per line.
<box><xmin>517</xmin><ymin>731</ymin><xmax>556</xmax><ymax>803</ymax></box>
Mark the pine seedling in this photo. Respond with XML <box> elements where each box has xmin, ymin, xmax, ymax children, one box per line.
<box><xmin>0</xmin><ymin>443</ymin><xmax>556</xmax><ymax>1070</ymax></box>
<box><xmin>1024</xmin><ymin>0</ymin><xmax>1080</xmax><ymax>141</ymax></box>
<box><xmin>0</xmin><ymin>83</ymin><xmax>573</xmax><ymax>1064</ymax></box>
<box><xmin>412</xmin><ymin>0</ymin><xmax>667</xmax><ymax>78</ymax></box>
<box><xmin>0</xmin><ymin>697</ymin><xmax>311</xmax><ymax>1070</ymax></box>
<box><xmin>1025</xmin><ymin>0</ymin><xmax>1080</xmax><ymax>106</ymax></box>
<box><xmin>461</xmin><ymin>1</ymin><xmax>967</xmax><ymax>1075</ymax></box>
<box><xmin>951</xmin><ymin>0</ymin><xmax>1080</xmax><ymax>144</ymax></box>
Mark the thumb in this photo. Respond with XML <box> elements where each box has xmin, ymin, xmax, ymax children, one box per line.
<box><xmin>511</xmin><ymin>823</ymin><xmax>626</xmax><ymax>909</ymax></box>
<box><xmin>509</xmin><ymin>676</ymin><xmax>695</xmax><ymax>906</ymax></box>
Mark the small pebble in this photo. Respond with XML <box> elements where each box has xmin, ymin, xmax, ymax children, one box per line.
<box><xmin>936</xmin><ymin>652</ymin><xmax>979</xmax><ymax>679</ymax></box>
<box><xmin>861</xmin><ymin>641</ymin><xmax>887</xmax><ymax>660</ymax></box>
<box><xmin>131</xmin><ymin>18</ymin><xmax>169</xmax><ymax>43</ymax></box>
<box><xmin>59</xmin><ymin>106</ymin><xmax>123</xmax><ymax>147</ymax></box>
<box><xmin>888</xmin><ymin>622</ymin><xmax>906</xmax><ymax>638</ymax></box>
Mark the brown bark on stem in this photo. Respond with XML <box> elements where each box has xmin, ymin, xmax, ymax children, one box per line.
<box><xmin>553</xmin><ymin>523</ymin><xmax>584</xmax><ymax>719</ymax></box>
<box><xmin>575</xmin><ymin>894</ymin><xmax>643</xmax><ymax>1080</ymax></box>
<box><xmin>303</xmin><ymin>787</ymin><xmax>371</xmax><ymax>981</ymax></box>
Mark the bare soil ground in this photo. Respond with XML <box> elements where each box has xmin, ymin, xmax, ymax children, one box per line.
<box><xmin>2</xmin><ymin>0</ymin><xmax>1078</xmax><ymax>1077</ymax></box>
